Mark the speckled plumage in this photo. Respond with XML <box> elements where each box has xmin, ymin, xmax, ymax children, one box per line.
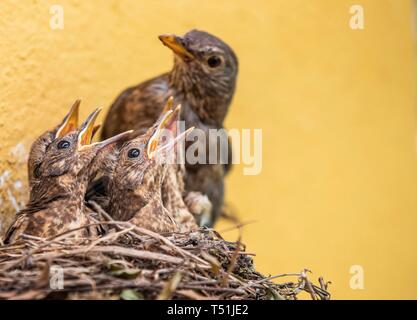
<box><xmin>107</xmin><ymin>106</ymin><xmax>203</xmax><ymax>233</ymax></box>
<box><xmin>101</xmin><ymin>30</ymin><xmax>238</xmax><ymax>226</ymax></box>
<box><xmin>4</xmin><ymin>103</ymin><xmax>131</xmax><ymax>244</ymax></box>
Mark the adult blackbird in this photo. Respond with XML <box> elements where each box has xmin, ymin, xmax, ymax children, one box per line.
<box><xmin>100</xmin><ymin>29</ymin><xmax>238</xmax><ymax>226</ymax></box>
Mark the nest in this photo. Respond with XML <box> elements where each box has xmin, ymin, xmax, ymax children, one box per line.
<box><xmin>0</xmin><ymin>202</ymin><xmax>330</xmax><ymax>300</ymax></box>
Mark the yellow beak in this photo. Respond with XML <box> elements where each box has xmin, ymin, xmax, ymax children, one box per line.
<box><xmin>162</xmin><ymin>96</ymin><xmax>175</xmax><ymax>113</ymax></box>
<box><xmin>146</xmin><ymin>104</ymin><xmax>184</xmax><ymax>159</ymax></box>
<box><xmin>78</xmin><ymin>108</ymin><xmax>133</xmax><ymax>151</ymax></box>
<box><xmin>158</xmin><ymin>34</ymin><xmax>194</xmax><ymax>61</ymax></box>
<box><xmin>56</xmin><ymin>99</ymin><xmax>80</xmax><ymax>139</ymax></box>
<box><xmin>78</xmin><ymin>108</ymin><xmax>102</xmax><ymax>149</ymax></box>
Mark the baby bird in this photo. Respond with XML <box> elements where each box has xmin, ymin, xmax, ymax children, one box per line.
<box><xmin>101</xmin><ymin>30</ymin><xmax>238</xmax><ymax>226</ymax></box>
<box><xmin>107</xmin><ymin>104</ymin><xmax>198</xmax><ymax>233</ymax></box>
<box><xmin>27</xmin><ymin>100</ymin><xmax>80</xmax><ymax>190</ymax></box>
<box><xmin>27</xmin><ymin>100</ymin><xmax>102</xmax><ymax>192</ymax></box>
<box><xmin>3</xmin><ymin>104</ymin><xmax>132</xmax><ymax>244</ymax></box>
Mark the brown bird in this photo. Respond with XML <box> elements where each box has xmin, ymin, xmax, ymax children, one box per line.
<box><xmin>3</xmin><ymin>104</ymin><xmax>132</xmax><ymax>244</ymax></box>
<box><xmin>27</xmin><ymin>100</ymin><xmax>102</xmax><ymax>191</ymax></box>
<box><xmin>27</xmin><ymin>100</ymin><xmax>81</xmax><ymax>190</ymax></box>
<box><xmin>107</xmin><ymin>104</ymin><xmax>201</xmax><ymax>233</ymax></box>
<box><xmin>100</xmin><ymin>29</ymin><xmax>238</xmax><ymax>226</ymax></box>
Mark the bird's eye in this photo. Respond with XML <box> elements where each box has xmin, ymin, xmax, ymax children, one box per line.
<box><xmin>57</xmin><ymin>140</ymin><xmax>71</xmax><ymax>149</ymax></box>
<box><xmin>207</xmin><ymin>55</ymin><xmax>222</xmax><ymax>68</ymax></box>
<box><xmin>128</xmin><ymin>148</ymin><xmax>141</xmax><ymax>158</ymax></box>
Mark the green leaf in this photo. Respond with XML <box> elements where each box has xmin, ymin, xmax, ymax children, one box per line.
<box><xmin>110</xmin><ymin>268</ymin><xmax>141</xmax><ymax>279</ymax></box>
<box><xmin>120</xmin><ymin>289</ymin><xmax>144</xmax><ymax>300</ymax></box>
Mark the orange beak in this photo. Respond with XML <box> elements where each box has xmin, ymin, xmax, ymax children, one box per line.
<box><xmin>158</xmin><ymin>34</ymin><xmax>194</xmax><ymax>61</ymax></box>
<box><xmin>162</xmin><ymin>96</ymin><xmax>175</xmax><ymax>113</ymax></box>
<box><xmin>78</xmin><ymin>108</ymin><xmax>133</xmax><ymax>151</ymax></box>
<box><xmin>77</xmin><ymin>108</ymin><xmax>102</xmax><ymax>150</ymax></box>
<box><xmin>56</xmin><ymin>99</ymin><xmax>80</xmax><ymax>139</ymax></box>
<box><xmin>147</xmin><ymin>109</ymin><xmax>174</xmax><ymax>159</ymax></box>
<box><xmin>146</xmin><ymin>104</ymin><xmax>192</xmax><ymax>159</ymax></box>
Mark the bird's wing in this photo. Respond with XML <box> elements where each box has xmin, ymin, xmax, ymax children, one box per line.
<box><xmin>224</xmin><ymin>136</ymin><xmax>233</xmax><ymax>175</ymax></box>
<box><xmin>101</xmin><ymin>73</ymin><xmax>171</xmax><ymax>139</ymax></box>
<box><xmin>27</xmin><ymin>130</ymin><xmax>55</xmax><ymax>186</ymax></box>
<box><xmin>3</xmin><ymin>211</ymin><xmax>30</xmax><ymax>244</ymax></box>
<box><xmin>3</xmin><ymin>199</ymin><xmax>55</xmax><ymax>244</ymax></box>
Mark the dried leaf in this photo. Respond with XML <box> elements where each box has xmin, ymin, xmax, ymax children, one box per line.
<box><xmin>201</xmin><ymin>251</ymin><xmax>221</xmax><ymax>275</ymax></box>
<box><xmin>157</xmin><ymin>272</ymin><xmax>182</xmax><ymax>300</ymax></box>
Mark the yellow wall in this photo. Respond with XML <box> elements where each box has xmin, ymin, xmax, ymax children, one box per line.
<box><xmin>0</xmin><ymin>0</ymin><xmax>416</xmax><ymax>299</ymax></box>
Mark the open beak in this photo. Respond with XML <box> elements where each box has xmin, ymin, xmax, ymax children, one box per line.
<box><xmin>146</xmin><ymin>104</ymin><xmax>189</xmax><ymax>159</ymax></box>
<box><xmin>92</xmin><ymin>130</ymin><xmax>134</xmax><ymax>150</ymax></box>
<box><xmin>78</xmin><ymin>108</ymin><xmax>133</xmax><ymax>151</ymax></box>
<box><xmin>153</xmin><ymin>126</ymin><xmax>194</xmax><ymax>157</ymax></box>
<box><xmin>56</xmin><ymin>99</ymin><xmax>80</xmax><ymax>139</ymax></box>
<box><xmin>158</xmin><ymin>34</ymin><xmax>194</xmax><ymax>61</ymax></box>
<box><xmin>147</xmin><ymin>109</ymin><xmax>174</xmax><ymax>159</ymax></box>
<box><xmin>77</xmin><ymin>108</ymin><xmax>102</xmax><ymax>150</ymax></box>
<box><xmin>162</xmin><ymin>96</ymin><xmax>175</xmax><ymax>113</ymax></box>
<box><xmin>92</xmin><ymin>124</ymin><xmax>101</xmax><ymax>139</ymax></box>
<box><xmin>164</xmin><ymin>103</ymin><xmax>181</xmax><ymax>133</ymax></box>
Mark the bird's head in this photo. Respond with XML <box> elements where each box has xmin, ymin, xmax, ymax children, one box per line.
<box><xmin>159</xmin><ymin>30</ymin><xmax>238</xmax><ymax>122</ymax></box>
<box><xmin>111</xmin><ymin>99</ymin><xmax>193</xmax><ymax>192</ymax></box>
<box><xmin>31</xmin><ymin>104</ymin><xmax>132</xmax><ymax>196</ymax></box>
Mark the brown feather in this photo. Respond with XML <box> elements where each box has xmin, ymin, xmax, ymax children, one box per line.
<box><xmin>100</xmin><ymin>30</ymin><xmax>238</xmax><ymax>225</ymax></box>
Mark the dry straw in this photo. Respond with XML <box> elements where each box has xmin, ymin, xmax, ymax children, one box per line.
<box><xmin>0</xmin><ymin>201</ymin><xmax>330</xmax><ymax>300</ymax></box>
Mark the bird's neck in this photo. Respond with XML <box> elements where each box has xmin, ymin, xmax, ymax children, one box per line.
<box><xmin>29</xmin><ymin>177</ymin><xmax>87</xmax><ymax>213</ymax></box>
<box><xmin>109</xmin><ymin>169</ymin><xmax>164</xmax><ymax>221</ymax></box>
<box><xmin>161</xmin><ymin>165</ymin><xmax>188</xmax><ymax>216</ymax></box>
<box><xmin>168</xmin><ymin>66</ymin><xmax>233</xmax><ymax>127</ymax></box>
